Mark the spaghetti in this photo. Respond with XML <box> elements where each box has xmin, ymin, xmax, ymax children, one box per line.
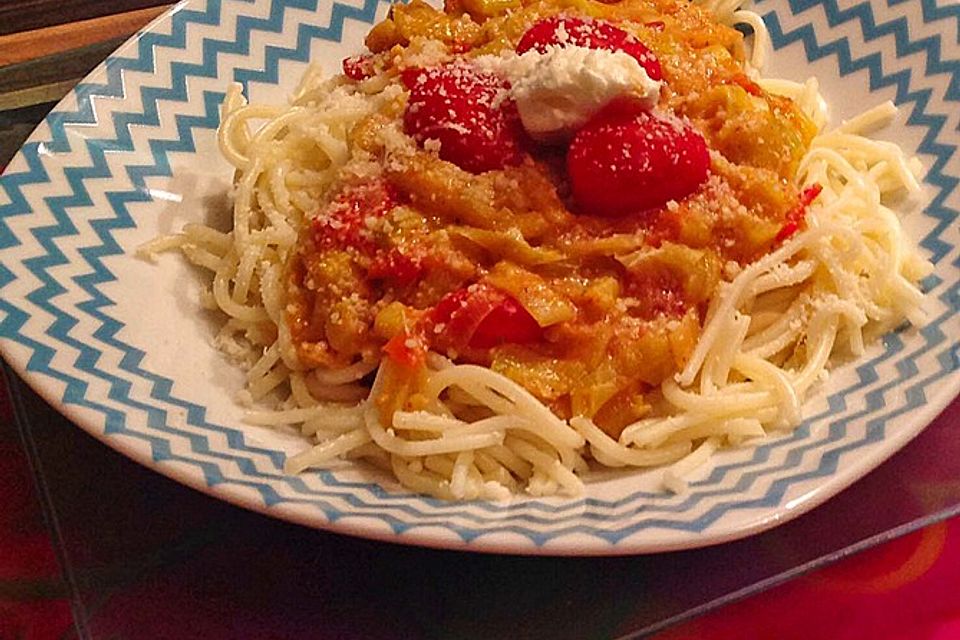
<box><xmin>140</xmin><ymin>0</ymin><xmax>931</xmax><ymax>500</ymax></box>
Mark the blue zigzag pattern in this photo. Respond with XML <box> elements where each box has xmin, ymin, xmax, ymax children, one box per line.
<box><xmin>0</xmin><ymin>0</ymin><xmax>958</xmax><ymax>548</ymax></box>
<box><xmin>761</xmin><ymin>0</ymin><xmax>960</xmax><ymax>263</ymax></box>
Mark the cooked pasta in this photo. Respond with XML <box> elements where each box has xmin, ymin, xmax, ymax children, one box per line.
<box><xmin>139</xmin><ymin>0</ymin><xmax>930</xmax><ymax>500</ymax></box>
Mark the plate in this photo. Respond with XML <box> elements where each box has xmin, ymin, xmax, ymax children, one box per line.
<box><xmin>1</xmin><ymin>0</ymin><xmax>958</xmax><ymax>555</ymax></box>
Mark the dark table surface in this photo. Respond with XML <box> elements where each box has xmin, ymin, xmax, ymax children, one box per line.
<box><xmin>5</xmin><ymin>363</ymin><xmax>960</xmax><ymax>639</ymax></box>
<box><xmin>3</xmin><ymin>2</ymin><xmax>960</xmax><ymax>639</ymax></box>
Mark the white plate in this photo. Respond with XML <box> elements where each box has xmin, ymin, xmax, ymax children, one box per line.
<box><xmin>1</xmin><ymin>0</ymin><xmax>958</xmax><ymax>555</ymax></box>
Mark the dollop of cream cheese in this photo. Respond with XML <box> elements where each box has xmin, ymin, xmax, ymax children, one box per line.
<box><xmin>474</xmin><ymin>45</ymin><xmax>661</xmax><ymax>141</ymax></box>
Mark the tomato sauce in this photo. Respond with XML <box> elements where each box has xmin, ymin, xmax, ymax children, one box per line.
<box><xmin>285</xmin><ymin>0</ymin><xmax>817</xmax><ymax>435</ymax></box>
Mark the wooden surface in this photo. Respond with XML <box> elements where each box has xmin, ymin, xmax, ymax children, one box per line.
<box><xmin>0</xmin><ymin>1</ymin><xmax>173</xmax><ymax>151</ymax></box>
<box><xmin>0</xmin><ymin>6</ymin><xmax>170</xmax><ymax>66</ymax></box>
<box><xmin>0</xmin><ymin>0</ymin><xmax>170</xmax><ymax>36</ymax></box>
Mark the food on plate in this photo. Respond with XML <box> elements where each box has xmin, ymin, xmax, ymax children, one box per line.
<box><xmin>141</xmin><ymin>0</ymin><xmax>931</xmax><ymax>500</ymax></box>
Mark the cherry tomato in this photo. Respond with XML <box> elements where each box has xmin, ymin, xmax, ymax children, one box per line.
<box><xmin>469</xmin><ymin>296</ymin><xmax>543</xmax><ymax>348</ymax></box>
<box><xmin>430</xmin><ymin>284</ymin><xmax>542</xmax><ymax>350</ymax></box>
<box><xmin>342</xmin><ymin>54</ymin><xmax>375</xmax><ymax>81</ymax></box>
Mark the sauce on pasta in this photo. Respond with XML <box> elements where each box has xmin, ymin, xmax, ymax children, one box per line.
<box><xmin>286</xmin><ymin>0</ymin><xmax>818</xmax><ymax>439</ymax></box>
<box><xmin>140</xmin><ymin>0</ymin><xmax>930</xmax><ymax>500</ymax></box>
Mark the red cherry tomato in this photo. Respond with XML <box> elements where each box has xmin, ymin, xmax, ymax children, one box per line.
<box><xmin>430</xmin><ymin>284</ymin><xmax>542</xmax><ymax>350</ymax></box>
<box><xmin>469</xmin><ymin>296</ymin><xmax>543</xmax><ymax>348</ymax></box>
<box><xmin>403</xmin><ymin>65</ymin><xmax>526</xmax><ymax>173</ymax></box>
<box><xmin>342</xmin><ymin>54</ymin><xmax>375</xmax><ymax>81</ymax></box>
<box><xmin>567</xmin><ymin>105</ymin><xmax>710</xmax><ymax>216</ymax></box>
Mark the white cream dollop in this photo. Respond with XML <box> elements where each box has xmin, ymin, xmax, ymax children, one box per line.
<box><xmin>474</xmin><ymin>46</ymin><xmax>661</xmax><ymax>141</ymax></box>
